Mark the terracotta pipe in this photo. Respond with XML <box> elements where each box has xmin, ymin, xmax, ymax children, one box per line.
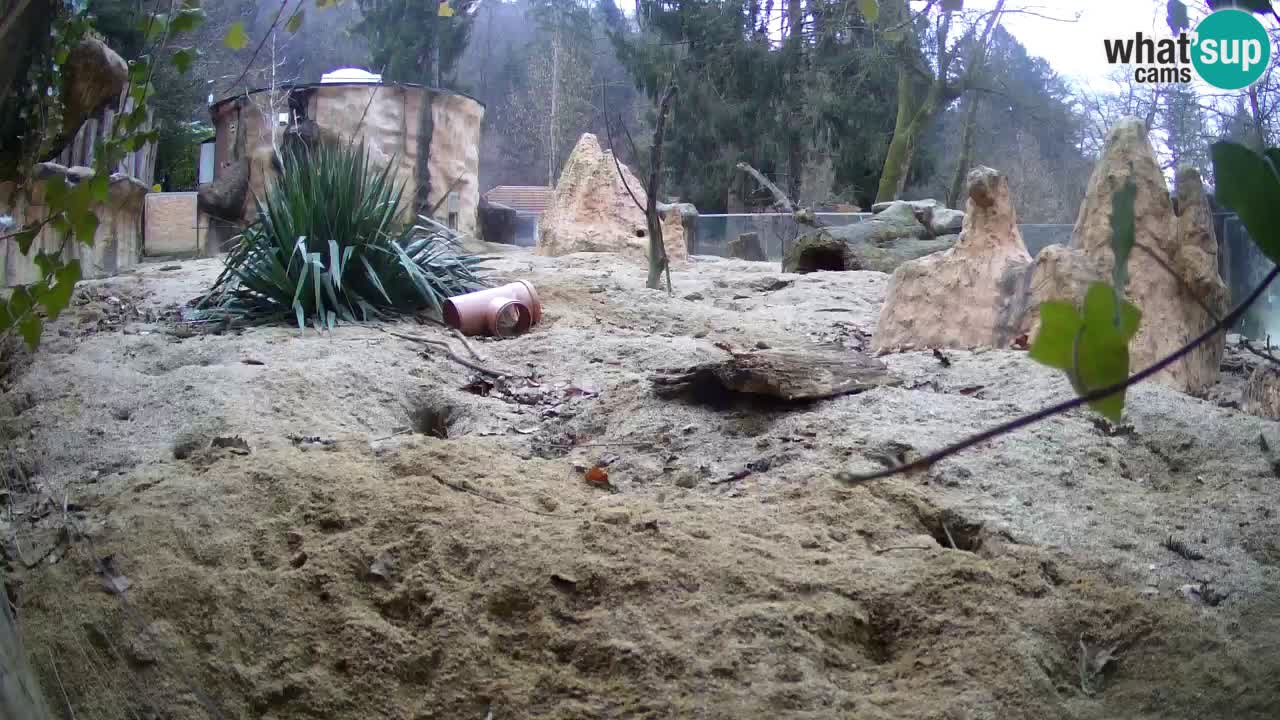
<box><xmin>443</xmin><ymin>281</ymin><xmax>543</xmax><ymax>337</ymax></box>
<box><xmin>486</xmin><ymin>297</ymin><xmax>532</xmax><ymax>338</ymax></box>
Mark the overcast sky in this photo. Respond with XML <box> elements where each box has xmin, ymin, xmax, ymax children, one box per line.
<box><xmin>965</xmin><ymin>0</ymin><xmax>1170</xmax><ymax>89</ymax></box>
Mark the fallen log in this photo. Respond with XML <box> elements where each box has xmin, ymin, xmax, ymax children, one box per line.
<box><xmin>652</xmin><ymin>346</ymin><xmax>900</xmax><ymax>402</ymax></box>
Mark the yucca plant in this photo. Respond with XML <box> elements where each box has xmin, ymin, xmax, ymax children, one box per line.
<box><xmin>199</xmin><ymin>141</ymin><xmax>484</xmax><ymax>329</ymax></box>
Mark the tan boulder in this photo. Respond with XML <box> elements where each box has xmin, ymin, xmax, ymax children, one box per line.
<box><xmin>536</xmin><ymin>134</ymin><xmax>688</xmax><ymax>264</ymax></box>
<box><xmin>1018</xmin><ymin>119</ymin><xmax>1227</xmax><ymax>395</ymax></box>
<box><xmin>870</xmin><ymin>167</ymin><xmax>1032</xmax><ymax>352</ymax></box>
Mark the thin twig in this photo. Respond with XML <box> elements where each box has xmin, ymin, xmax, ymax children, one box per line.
<box><xmin>383</xmin><ymin>329</ymin><xmax>517</xmax><ymax>378</ymax></box>
<box><xmin>835</xmin><ymin>265</ymin><xmax>1280</xmax><ymax>485</ymax></box>
<box><xmin>47</xmin><ymin>650</ymin><xmax>77</xmax><ymax>720</ymax></box>
<box><xmin>941</xmin><ymin>521</ymin><xmax>957</xmax><ymax>550</ymax></box>
<box><xmin>431</xmin><ymin>474</ymin><xmax>572</xmax><ymax>519</ymax></box>
<box><xmin>601</xmin><ymin>82</ymin><xmax>644</xmax><ymax>212</ymax></box>
<box><xmin>370</xmin><ymin>429</ymin><xmax>413</xmax><ymax>443</ymax></box>
<box><xmin>873</xmin><ymin>545</ymin><xmax>935</xmax><ymax>554</ymax></box>
<box><xmin>544</xmin><ymin>440</ymin><xmax>655</xmax><ymax>448</ymax></box>
<box><xmin>220</xmin><ymin>0</ymin><xmax>302</xmax><ymax>95</ymax></box>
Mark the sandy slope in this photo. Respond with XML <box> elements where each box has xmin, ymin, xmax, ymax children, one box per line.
<box><xmin>4</xmin><ymin>249</ymin><xmax>1279</xmax><ymax>720</ymax></box>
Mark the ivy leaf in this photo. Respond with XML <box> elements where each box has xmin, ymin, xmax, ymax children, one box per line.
<box><xmin>14</xmin><ymin>227</ymin><xmax>40</xmax><ymax>256</ymax></box>
<box><xmin>128</xmin><ymin>57</ymin><xmax>150</xmax><ymax>85</ymax></box>
<box><xmin>44</xmin><ymin>175</ymin><xmax>69</xmax><ymax>212</ymax></box>
<box><xmin>70</xmin><ymin>207</ymin><xmax>99</xmax><ymax>246</ymax></box>
<box><xmin>859</xmin><ymin>0</ymin><xmax>879</xmax><ymax>22</ymax></box>
<box><xmin>88</xmin><ymin>171</ymin><xmax>110</xmax><ymax>204</ymax></box>
<box><xmin>1166</xmin><ymin>0</ymin><xmax>1190</xmax><ymax>33</ymax></box>
<box><xmin>141</xmin><ymin>13</ymin><xmax>169</xmax><ymax>42</ymax></box>
<box><xmin>1211</xmin><ymin>141</ymin><xmax>1280</xmax><ymax>265</ymax></box>
<box><xmin>1028</xmin><ymin>301</ymin><xmax>1081</xmax><ymax>371</ymax></box>
<box><xmin>224</xmin><ymin>21</ymin><xmax>249</xmax><ymax>49</ymax></box>
<box><xmin>18</xmin><ymin>314</ymin><xmax>43</xmax><ymax>350</ymax></box>
<box><xmin>286</xmin><ymin>8</ymin><xmax>305</xmax><ymax>32</ymax></box>
<box><xmin>1075</xmin><ymin>283</ymin><xmax>1141</xmax><ymax>421</ymax></box>
<box><xmin>32</xmin><ymin>251</ymin><xmax>58</xmax><ymax>278</ymax></box>
<box><xmin>171</xmin><ymin>47</ymin><xmax>199</xmax><ymax>74</ymax></box>
<box><xmin>40</xmin><ymin>260</ymin><xmax>81</xmax><ymax>321</ymax></box>
<box><xmin>1030</xmin><ymin>283</ymin><xmax>1141</xmax><ymax>422</ymax></box>
<box><xmin>1109</xmin><ymin>176</ymin><xmax>1137</xmax><ymax>293</ymax></box>
<box><xmin>170</xmin><ymin>7</ymin><xmax>206</xmax><ymax>33</ymax></box>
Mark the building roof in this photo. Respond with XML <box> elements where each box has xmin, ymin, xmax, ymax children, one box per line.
<box><xmin>484</xmin><ymin>186</ymin><xmax>554</xmax><ymax>214</ymax></box>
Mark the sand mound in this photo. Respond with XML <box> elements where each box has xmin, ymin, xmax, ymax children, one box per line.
<box><xmin>4</xmin><ymin>252</ymin><xmax>1279</xmax><ymax>719</ymax></box>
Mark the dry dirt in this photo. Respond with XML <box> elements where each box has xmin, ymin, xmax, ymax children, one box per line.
<box><xmin>3</xmin><ymin>248</ymin><xmax>1279</xmax><ymax>720</ymax></box>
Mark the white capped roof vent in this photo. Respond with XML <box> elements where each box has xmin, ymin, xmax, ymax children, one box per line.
<box><xmin>320</xmin><ymin>68</ymin><xmax>382</xmax><ymax>84</ymax></box>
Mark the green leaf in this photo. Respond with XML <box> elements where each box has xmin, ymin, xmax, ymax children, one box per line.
<box><xmin>1075</xmin><ymin>283</ymin><xmax>1141</xmax><ymax>421</ymax></box>
<box><xmin>1109</xmin><ymin>177</ymin><xmax>1136</xmax><ymax>292</ymax></box>
<box><xmin>44</xmin><ymin>176</ymin><xmax>69</xmax><ymax>212</ymax></box>
<box><xmin>316</xmin><ymin>0</ymin><xmax>336</xmax><ymax>7</ymax></box>
<box><xmin>18</xmin><ymin>315</ymin><xmax>42</xmax><ymax>350</ymax></box>
<box><xmin>1030</xmin><ymin>283</ymin><xmax>1141</xmax><ymax>422</ymax></box>
<box><xmin>14</xmin><ymin>228</ymin><xmax>39</xmax><ymax>256</ymax></box>
<box><xmin>141</xmin><ymin>13</ymin><xmax>169</xmax><ymax>41</ymax></box>
<box><xmin>1211</xmin><ymin>142</ymin><xmax>1280</xmax><ymax>265</ymax></box>
<box><xmin>1166</xmin><ymin>0</ymin><xmax>1189</xmax><ymax>33</ymax></box>
<box><xmin>33</xmin><ymin>251</ymin><xmax>58</xmax><ymax>278</ymax></box>
<box><xmin>1028</xmin><ymin>301</ymin><xmax>1082</xmax><ymax>370</ymax></box>
<box><xmin>171</xmin><ymin>47</ymin><xmax>199</xmax><ymax>74</ymax></box>
<box><xmin>70</xmin><ymin>207</ymin><xmax>99</xmax><ymax>246</ymax></box>
<box><xmin>224</xmin><ymin>21</ymin><xmax>249</xmax><ymax>49</ymax></box>
<box><xmin>286</xmin><ymin>9</ymin><xmax>305</xmax><ymax>32</ymax></box>
<box><xmin>39</xmin><ymin>260</ymin><xmax>81</xmax><ymax>320</ymax></box>
<box><xmin>128</xmin><ymin>57</ymin><xmax>150</xmax><ymax>85</ymax></box>
<box><xmin>88</xmin><ymin>171</ymin><xmax>110</xmax><ymax>203</ymax></box>
<box><xmin>170</xmin><ymin>7</ymin><xmax>206</xmax><ymax>33</ymax></box>
<box><xmin>859</xmin><ymin>0</ymin><xmax>879</xmax><ymax>23</ymax></box>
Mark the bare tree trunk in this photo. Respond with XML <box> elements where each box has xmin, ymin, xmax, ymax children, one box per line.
<box><xmin>946</xmin><ymin>93</ymin><xmax>981</xmax><ymax>208</ymax></box>
<box><xmin>1</xmin><ymin>575</ymin><xmax>54</xmax><ymax>720</ymax></box>
<box><xmin>646</xmin><ymin>82</ymin><xmax>677</xmax><ymax>291</ymax></box>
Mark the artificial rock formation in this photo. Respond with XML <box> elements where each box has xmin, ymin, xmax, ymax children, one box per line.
<box><xmin>784</xmin><ymin>202</ymin><xmax>954</xmax><ymax>274</ymax></box>
<box><xmin>1017</xmin><ymin>118</ymin><xmax>1228</xmax><ymax>395</ymax></box>
<box><xmin>871</xmin><ymin>167</ymin><xmax>1032</xmax><ymax>352</ymax></box>
<box><xmin>536</xmin><ymin>134</ymin><xmax>688</xmax><ymax>264</ymax></box>
<box><xmin>728</xmin><ymin>232</ymin><xmax>767</xmax><ymax>261</ymax></box>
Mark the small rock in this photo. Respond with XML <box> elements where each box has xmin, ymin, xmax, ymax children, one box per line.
<box><xmin>689</xmin><ymin>528</ymin><xmax>712</xmax><ymax>539</ymax></box>
<box><xmin>290</xmin><ymin>552</ymin><xmax>308</xmax><ymax>569</ymax></box>
<box><xmin>598</xmin><ymin>507</ymin><xmax>631</xmax><ymax>525</ymax></box>
<box><xmin>675</xmin><ymin>474</ymin><xmax>698</xmax><ymax>489</ymax></box>
<box><xmin>755</xmin><ymin>341</ymin><xmax>771</xmax><ymax>349</ymax></box>
<box><xmin>681</xmin><ymin>424</ymin><xmax>698</xmax><ymax>435</ymax></box>
<box><xmin>683</xmin><ymin>292</ymin><xmax>705</xmax><ymax>301</ymax></box>
<box><xmin>286</xmin><ymin>530</ymin><xmax>304</xmax><ymax>548</ymax></box>
<box><xmin>368</xmin><ymin>551</ymin><xmax>396</xmax><ymax>581</ymax></box>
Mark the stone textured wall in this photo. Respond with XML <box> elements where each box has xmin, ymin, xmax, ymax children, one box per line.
<box><xmin>208</xmin><ymin>84</ymin><xmax>484</xmax><ymax>237</ymax></box>
<box><xmin>0</xmin><ymin>164</ymin><xmax>146</xmax><ymax>288</ymax></box>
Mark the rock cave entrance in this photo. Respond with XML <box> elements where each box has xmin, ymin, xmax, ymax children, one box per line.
<box><xmin>794</xmin><ymin>246</ymin><xmax>849</xmax><ymax>273</ymax></box>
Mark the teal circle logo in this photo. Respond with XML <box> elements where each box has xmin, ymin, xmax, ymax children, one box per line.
<box><xmin>1192</xmin><ymin>9</ymin><xmax>1271</xmax><ymax>90</ymax></box>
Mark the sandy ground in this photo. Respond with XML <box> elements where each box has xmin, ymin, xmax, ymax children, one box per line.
<box><xmin>3</xmin><ymin>248</ymin><xmax>1279</xmax><ymax>720</ymax></box>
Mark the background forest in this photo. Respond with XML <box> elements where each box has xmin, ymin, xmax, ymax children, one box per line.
<box><xmin>86</xmin><ymin>0</ymin><xmax>1280</xmax><ymax>221</ymax></box>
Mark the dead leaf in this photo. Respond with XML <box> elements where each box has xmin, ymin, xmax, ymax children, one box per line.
<box><xmin>584</xmin><ymin>466</ymin><xmax>609</xmax><ymax>484</ymax></box>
